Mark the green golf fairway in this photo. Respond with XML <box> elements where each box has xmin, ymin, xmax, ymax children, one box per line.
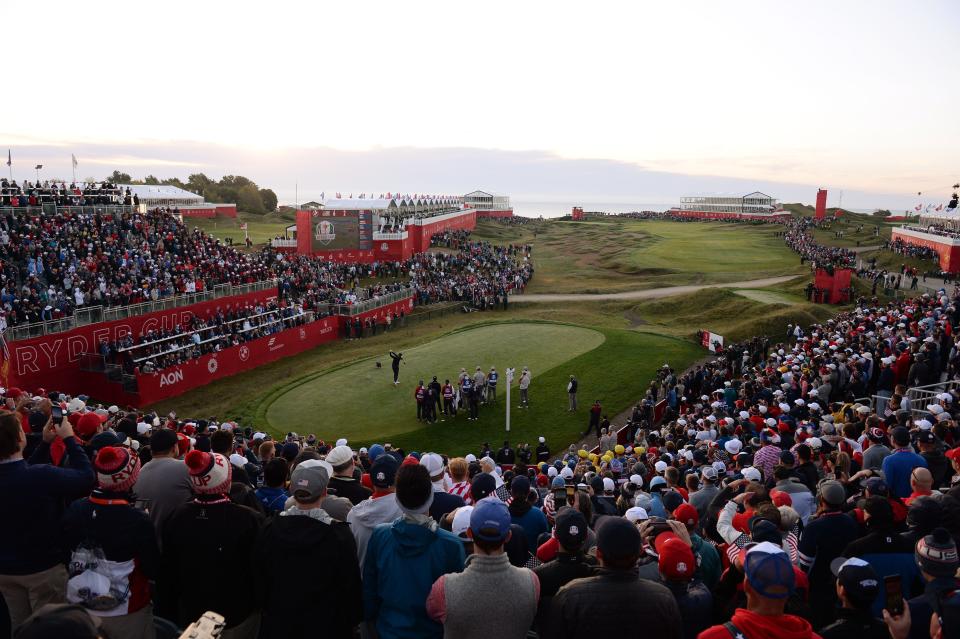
<box><xmin>263</xmin><ymin>321</ymin><xmax>704</xmax><ymax>455</ymax></box>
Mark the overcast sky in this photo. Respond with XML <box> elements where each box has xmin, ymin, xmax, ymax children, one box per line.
<box><xmin>2</xmin><ymin>0</ymin><xmax>957</xmax><ymax>210</ymax></box>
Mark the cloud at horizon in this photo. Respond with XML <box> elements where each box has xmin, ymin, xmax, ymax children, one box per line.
<box><xmin>0</xmin><ymin>138</ymin><xmax>945</xmax><ymax>214</ymax></box>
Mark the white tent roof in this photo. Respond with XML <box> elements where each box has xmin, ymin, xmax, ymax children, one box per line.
<box><xmin>121</xmin><ymin>184</ymin><xmax>203</xmax><ymax>201</ymax></box>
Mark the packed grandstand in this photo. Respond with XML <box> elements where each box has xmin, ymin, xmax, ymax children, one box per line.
<box><xmin>0</xmin><ymin>204</ymin><xmax>532</xmax><ymax>332</ymax></box>
<box><xmin>1</xmin><ymin>208</ymin><xmax>959</xmax><ymax>639</ymax></box>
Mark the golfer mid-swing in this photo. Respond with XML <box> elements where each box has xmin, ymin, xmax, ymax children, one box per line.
<box><xmin>389</xmin><ymin>351</ymin><xmax>404</xmax><ymax>385</ymax></box>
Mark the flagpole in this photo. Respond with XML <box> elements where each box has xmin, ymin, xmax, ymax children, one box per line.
<box><xmin>71</xmin><ymin>156</ymin><xmax>76</xmax><ymax>185</ymax></box>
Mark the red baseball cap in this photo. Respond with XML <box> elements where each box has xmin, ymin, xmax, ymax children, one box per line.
<box><xmin>945</xmin><ymin>447</ymin><xmax>960</xmax><ymax>461</ymax></box>
<box><xmin>657</xmin><ymin>537</ymin><xmax>696</xmax><ymax>581</ymax></box>
<box><xmin>672</xmin><ymin>503</ymin><xmax>699</xmax><ymax>528</ymax></box>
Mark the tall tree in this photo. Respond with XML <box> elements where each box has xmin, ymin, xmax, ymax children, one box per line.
<box><xmin>259</xmin><ymin>188</ymin><xmax>278</xmax><ymax>212</ymax></box>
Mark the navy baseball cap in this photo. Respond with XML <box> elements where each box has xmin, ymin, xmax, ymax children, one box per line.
<box><xmin>470</xmin><ymin>498</ymin><xmax>512</xmax><ymax>542</ymax></box>
<box><xmin>554</xmin><ymin>507</ymin><xmax>588</xmax><ymax>550</ymax></box>
<box><xmin>830</xmin><ymin>557</ymin><xmax>880</xmax><ymax>605</ymax></box>
<box><xmin>471</xmin><ymin>473</ymin><xmax>497</xmax><ymax>502</ymax></box>
<box><xmin>743</xmin><ymin>542</ymin><xmax>795</xmax><ymax>599</ymax></box>
<box><xmin>369</xmin><ymin>454</ymin><xmax>399</xmax><ymax>488</ymax></box>
<box><xmin>864</xmin><ymin>476</ymin><xmax>888</xmax><ymax>496</ymax></box>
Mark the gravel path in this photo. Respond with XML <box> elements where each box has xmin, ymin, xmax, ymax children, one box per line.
<box><xmin>511</xmin><ymin>275</ymin><xmax>799</xmax><ymax>303</ymax></box>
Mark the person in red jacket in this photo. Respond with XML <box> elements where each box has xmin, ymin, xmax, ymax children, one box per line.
<box><xmin>699</xmin><ymin>542</ymin><xmax>821</xmax><ymax>639</ymax></box>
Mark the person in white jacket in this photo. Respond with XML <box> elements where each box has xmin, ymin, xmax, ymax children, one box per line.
<box><xmin>346</xmin><ymin>455</ymin><xmax>402</xmax><ymax>570</ymax></box>
<box><xmin>518</xmin><ymin>367</ymin><xmax>531</xmax><ymax>408</ymax></box>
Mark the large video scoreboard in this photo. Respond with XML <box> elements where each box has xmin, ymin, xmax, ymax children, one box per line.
<box><xmin>310</xmin><ymin>210</ymin><xmax>373</xmax><ymax>251</ymax></box>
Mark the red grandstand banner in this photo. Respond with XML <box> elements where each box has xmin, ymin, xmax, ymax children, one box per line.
<box><xmin>135</xmin><ymin>317</ymin><xmax>341</xmax><ymax>405</ymax></box>
<box><xmin>4</xmin><ymin>288</ymin><xmax>277</xmax><ymax>392</ymax></box>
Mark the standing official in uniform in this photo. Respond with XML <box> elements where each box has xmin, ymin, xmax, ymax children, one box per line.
<box><xmin>567</xmin><ymin>375</ymin><xmax>578</xmax><ymax>411</ymax></box>
<box><xmin>487</xmin><ymin>367</ymin><xmax>499</xmax><ymax>403</ymax></box>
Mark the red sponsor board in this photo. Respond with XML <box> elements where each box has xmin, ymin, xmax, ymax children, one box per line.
<box><xmin>891</xmin><ymin>229</ymin><xmax>960</xmax><ymax>273</ymax></box>
<box><xmin>1</xmin><ymin>292</ymin><xmax>415</xmax><ymax>407</ymax></box>
<box><xmin>3</xmin><ymin>288</ymin><xmax>277</xmax><ymax>393</ymax></box>
<box><xmin>135</xmin><ymin>296</ymin><xmax>414</xmax><ymax>406</ymax></box>
<box><xmin>813</xmin><ymin>268</ymin><xmax>853</xmax><ymax>304</ymax></box>
<box><xmin>135</xmin><ymin>317</ymin><xmax>341</xmax><ymax>404</ymax></box>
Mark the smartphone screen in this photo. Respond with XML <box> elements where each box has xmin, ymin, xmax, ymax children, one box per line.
<box><xmin>565</xmin><ymin>485</ymin><xmax>576</xmax><ymax>505</ymax></box>
<box><xmin>884</xmin><ymin>575</ymin><xmax>903</xmax><ymax>615</ymax></box>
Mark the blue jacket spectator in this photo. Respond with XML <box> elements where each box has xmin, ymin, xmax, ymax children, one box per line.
<box><xmin>882</xmin><ymin>428</ymin><xmax>928</xmax><ymax>498</ymax></box>
<box><xmin>362</xmin><ymin>464</ymin><xmax>464</xmax><ymax>639</ymax></box>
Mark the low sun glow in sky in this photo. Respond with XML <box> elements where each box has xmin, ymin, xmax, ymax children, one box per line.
<box><xmin>3</xmin><ymin>0</ymin><xmax>957</xmax><ymax>199</ymax></box>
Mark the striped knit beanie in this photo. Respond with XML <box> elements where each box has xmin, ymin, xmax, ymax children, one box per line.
<box><xmin>185</xmin><ymin>450</ymin><xmax>232</xmax><ymax>495</ymax></box>
<box><xmin>916</xmin><ymin>528</ymin><xmax>959</xmax><ymax>578</ymax></box>
<box><xmin>94</xmin><ymin>446</ymin><xmax>141</xmax><ymax>493</ymax></box>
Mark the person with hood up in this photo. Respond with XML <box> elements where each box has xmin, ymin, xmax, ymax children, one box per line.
<box><xmin>508</xmin><ymin>475</ymin><xmax>548</xmax><ymax>546</ymax></box>
<box><xmin>158</xmin><ymin>450</ymin><xmax>264</xmax><ymax>637</ymax></box>
<box><xmin>698</xmin><ymin>542</ymin><xmax>821</xmax><ymax>639</ymax></box>
<box><xmin>347</xmin><ymin>454</ymin><xmax>402</xmax><ymax>571</ymax></box>
<box><xmin>362</xmin><ymin>463</ymin><xmax>465</xmax><ymax>639</ymax></box>
<box><xmin>254</xmin><ymin>459</ymin><xmax>362</xmax><ymax>638</ymax></box>
<box><xmin>61</xmin><ymin>446</ymin><xmax>159</xmax><ymax>639</ymax></box>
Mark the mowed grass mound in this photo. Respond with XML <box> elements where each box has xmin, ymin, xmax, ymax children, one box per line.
<box><xmin>260</xmin><ymin>321</ymin><xmax>703</xmax><ymax>455</ymax></box>
<box><xmin>487</xmin><ymin>219</ymin><xmax>805</xmax><ymax>294</ymax></box>
<box><xmin>188</xmin><ymin>211</ymin><xmax>294</xmax><ymax>248</ymax></box>
<box><xmin>628</xmin><ymin>288</ymin><xmax>836</xmax><ymax>342</ymax></box>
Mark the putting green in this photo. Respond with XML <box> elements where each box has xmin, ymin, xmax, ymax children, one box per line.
<box><xmin>265</xmin><ymin>322</ymin><xmax>605</xmax><ymax>445</ymax></box>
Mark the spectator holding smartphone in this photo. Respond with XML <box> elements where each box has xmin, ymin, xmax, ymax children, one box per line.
<box><xmin>0</xmin><ymin>410</ymin><xmax>95</xmax><ymax>630</ymax></box>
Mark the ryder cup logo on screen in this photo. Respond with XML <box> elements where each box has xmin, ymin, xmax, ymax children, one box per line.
<box><xmin>315</xmin><ymin>220</ymin><xmax>336</xmax><ymax>245</ymax></box>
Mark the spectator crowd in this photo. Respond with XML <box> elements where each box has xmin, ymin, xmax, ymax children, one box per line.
<box><xmin>3</xmin><ymin>277</ymin><xmax>960</xmax><ymax>638</ymax></box>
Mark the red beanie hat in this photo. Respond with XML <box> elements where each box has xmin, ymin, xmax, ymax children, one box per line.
<box><xmin>94</xmin><ymin>446</ymin><xmax>140</xmax><ymax>492</ymax></box>
<box><xmin>770</xmin><ymin>489</ymin><xmax>793</xmax><ymax>507</ymax></box>
<box><xmin>75</xmin><ymin>413</ymin><xmax>103</xmax><ymax>441</ymax></box>
<box><xmin>185</xmin><ymin>450</ymin><xmax>232</xmax><ymax>494</ymax></box>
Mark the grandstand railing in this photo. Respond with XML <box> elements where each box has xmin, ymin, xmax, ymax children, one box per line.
<box><xmin>0</xmin><ymin>205</ymin><xmax>136</xmax><ymax>216</ymax></box>
<box><xmin>321</xmin><ymin>289</ymin><xmax>412</xmax><ymax>317</ymax></box>
<box><xmin>905</xmin><ymin>379</ymin><xmax>960</xmax><ymax>417</ymax></box>
<box><xmin>3</xmin><ymin>279</ymin><xmax>279</xmax><ymax>342</ymax></box>
<box><xmin>373</xmin><ymin>231</ymin><xmax>408</xmax><ymax>240</ymax></box>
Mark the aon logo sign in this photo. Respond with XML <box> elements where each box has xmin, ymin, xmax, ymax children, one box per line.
<box><xmin>159</xmin><ymin>369</ymin><xmax>184</xmax><ymax>387</ymax></box>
